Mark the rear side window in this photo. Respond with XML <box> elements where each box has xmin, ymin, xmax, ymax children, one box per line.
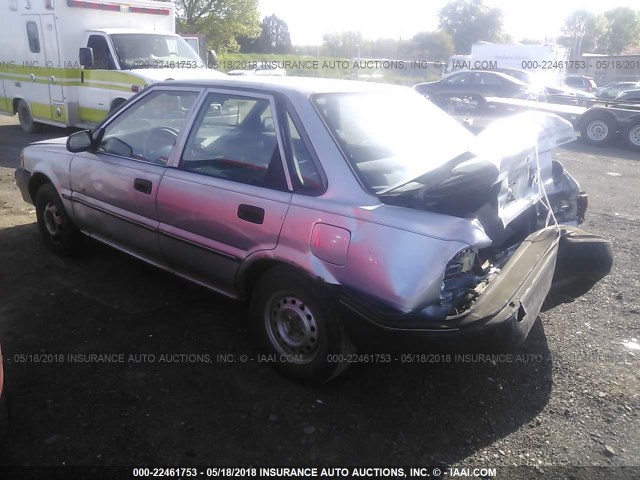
<box><xmin>26</xmin><ymin>22</ymin><xmax>40</xmax><ymax>53</ymax></box>
<box><xmin>566</xmin><ymin>77</ymin><xmax>580</xmax><ymax>87</ymax></box>
<box><xmin>180</xmin><ymin>92</ymin><xmax>288</xmax><ymax>191</ymax></box>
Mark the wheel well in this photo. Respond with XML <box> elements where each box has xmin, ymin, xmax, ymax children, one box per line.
<box><xmin>28</xmin><ymin>173</ymin><xmax>51</xmax><ymax>203</ymax></box>
<box><xmin>240</xmin><ymin>260</ymin><xmax>314</xmax><ymax>299</ymax></box>
<box><xmin>580</xmin><ymin>111</ymin><xmax>618</xmax><ymax>130</ymax></box>
<box><xmin>110</xmin><ymin>98</ymin><xmax>126</xmax><ymax>112</ymax></box>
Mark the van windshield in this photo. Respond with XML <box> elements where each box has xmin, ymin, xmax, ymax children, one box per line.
<box><xmin>110</xmin><ymin>34</ymin><xmax>205</xmax><ymax>69</ymax></box>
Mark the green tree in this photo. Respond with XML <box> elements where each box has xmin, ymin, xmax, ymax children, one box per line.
<box><xmin>174</xmin><ymin>0</ymin><xmax>261</xmax><ymax>53</ymax></box>
<box><xmin>321</xmin><ymin>31</ymin><xmax>363</xmax><ymax>57</ymax></box>
<box><xmin>601</xmin><ymin>7</ymin><xmax>640</xmax><ymax>54</ymax></box>
<box><xmin>558</xmin><ymin>10</ymin><xmax>606</xmax><ymax>58</ymax></box>
<box><xmin>404</xmin><ymin>31</ymin><xmax>454</xmax><ymax>60</ymax></box>
<box><xmin>438</xmin><ymin>0</ymin><xmax>503</xmax><ymax>53</ymax></box>
<box><xmin>240</xmin><ymin>15</ymin><xmax>292</xmax><ymax>53</ymax></box>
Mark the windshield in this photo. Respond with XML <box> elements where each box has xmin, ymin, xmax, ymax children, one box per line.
<box><xmin>110</xmin><ymin>34</ymin><xmax>205</xmax><ymax>70</ymax></box>
<box><xmin>312</xmin><ymin>90</ymin><xmax>475</xmax><ymax>193</ymax></box>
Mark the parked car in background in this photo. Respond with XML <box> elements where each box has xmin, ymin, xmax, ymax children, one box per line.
<box><xmin>564</xmin><ymin>75</ymin><xmax>597</xmax><ymax>93</ymax></box>
<box><xmin>615</xmin><ymin>89</ymin><xmax>640</xmax><ymax>103</ymax></box>
<box><xmin>413</xmin><ymin>70</ymin><xmax>542</xmax><ymax>109</ymax></box>
<box><xmin>227</xmin><ymin>64</ymin><xmax>286</xmax><ymax>76</ymax></box>
<box><xmin>494</xmin><ymin>68</ymin><xmax>595</xmax><ymax>106</ymax></box>
<box><xmin>15</xmin><ymin>78</ymin><xmax>611</xmax><ymax>382</ymax></box>
<box><xmin>596</xmin><ymin>82</ymin><xmax>640</xmax><ymax>100</ymax></box>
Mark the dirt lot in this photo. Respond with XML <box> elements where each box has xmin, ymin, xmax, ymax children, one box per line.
<box><xmin>0</xmin><ymin>114</ymin><xmax>638</xmax><ymax>477</ymax></box>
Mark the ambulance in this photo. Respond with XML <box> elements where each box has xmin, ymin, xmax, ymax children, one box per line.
<box><xmin>0</xmin><ymin>0</ymin><xmax>225</xmax><ymax>132</ymax></box>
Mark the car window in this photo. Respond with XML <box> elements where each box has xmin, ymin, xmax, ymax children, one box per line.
<box><xmin>87</xmin><ymin>35</ymin><xmax>116</xmax><ymax>70</ymax></box>
<box><xmin>472</xmin><ymin>73</ymin><xmax>504</xmax><ymax>86</ymax></box>
<box><xmin>180</xmin><ymin>93</ymin><xmax>288</xmax><ymax>191</ymax></box>
<box><xmin>26</xmin><ymin>21</ymin><xmax>40</xmax><ymax>53</ymax></box>
<box><xmin>97</xmin><ymin>90</ymin><xmax>199</xmax><ymax>164</ymax></box>
<box><xmin>566</xmin><ymin>77</ymin><xmax>580</xmax><ymax>87</ymax></box>
<box><xmin>312</xmin><ymin>90</ymin><xmax>475</xmax><ymax>193</ymax></box>
<box><xmin>283</xmin><ymin>112</ymin><xmax>323</xmax><ymax>195</ymax></box>
<box><xmin>443</xmin><ymin>73</ymin><xmax>470</xmax><ymax>85</ymax></box>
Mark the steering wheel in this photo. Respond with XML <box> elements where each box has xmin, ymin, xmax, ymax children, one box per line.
<box><xmin>143</xmin><ymin>127</ymin><xmax>179</xmax><ymax>163</ymax></box>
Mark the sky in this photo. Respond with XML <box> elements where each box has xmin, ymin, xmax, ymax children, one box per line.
<box><xmin>259</xmin><ymin>0</ymin><xmax>638</xmax><ymax>47</ymax></box>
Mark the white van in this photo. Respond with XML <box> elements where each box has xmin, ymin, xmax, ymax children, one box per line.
<box><xmin>0</xmin><ymin>0</ymin><xmax>225</xmax><ymax>132</ymax></box>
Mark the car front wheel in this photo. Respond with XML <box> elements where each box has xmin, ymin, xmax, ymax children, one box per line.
<box><xmin>250</xmin><ymin>267</ymin><xmax>353</xmax><ymax>383</ymax></box>
<box><xmin>35</xmin><ymin>183</ymin><xmax>82</xmax><ymax>256</ymax></box>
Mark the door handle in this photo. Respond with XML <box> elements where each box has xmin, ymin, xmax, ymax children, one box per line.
<box><xmin>237</xmin><ymin>204</ymin><xmax>264</xmax><ymax>224</ymax></box>
<box><xmin>134</xmin><ymin>178</ymin><xmax>152</xmax><ymax>194</ymax></box>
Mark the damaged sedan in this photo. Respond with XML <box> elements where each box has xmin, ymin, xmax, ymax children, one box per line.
<box><xmin>14</xmin><ymin>77</ymin><xmax>612</xmax><ymax>382</ymax></box>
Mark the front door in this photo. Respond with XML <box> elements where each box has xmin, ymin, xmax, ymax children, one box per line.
<box><xmin>69</xmin><ymin>88</ymin><xmax>202</xmax><ymax>264</ymax></box>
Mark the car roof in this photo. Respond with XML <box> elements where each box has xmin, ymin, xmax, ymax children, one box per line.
<box><xmin>151</xmin><ymin>76</ymin><xmax>406</xmax><ymax>96</ymax></box>
<box><xmin>91</xmin><ymin>28</ymin><xmax>180</xmax><ymax>35</ymax></box>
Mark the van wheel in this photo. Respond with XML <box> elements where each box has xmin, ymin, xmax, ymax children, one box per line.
<box><xmin>109</xmin><ymin>98</ymin><xmax>127</xmax><ymax>114</ymax></box>
<box><xmin>17</xmin><ymin>100</ymin><xmax>43</xmax><ymax>134</ymax></box>
<box><xmin>624</xmin><ymin>121</ymin><xmax>640</xmax><ymax>151</ymax></box>
<box><xmin>35</xmin><ymin>183</ymin><xmax>82</xmax><ymax>257</ymax></box>
<box><xmin>250</xmin><ymin>267</ymin><xmax>353</xmax><ymax>383</ymax></box>
<box><xmin>580</xmin><ymin>115</ymin><xmax>616</xmax><ymax>146</ymax></box>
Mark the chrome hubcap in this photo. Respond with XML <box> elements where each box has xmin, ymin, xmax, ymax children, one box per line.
<box><xmin>43</xmin><ymin>202</ymin><xmax>63</xmax><ymax>238</ymax></box>
<box><xmin>265</xmin><ymin>294</ymin><xmax>318</xmax><ymax>363</ymax></box>
<box><xmin>588</xmin><ymin>120</ymin><xmax>608</xmax><ymax>141</ymax></box>
<box><xmin>630</xmin><ymin>126</ymin><xmax>640</xmax><ymax>146</ymax></box>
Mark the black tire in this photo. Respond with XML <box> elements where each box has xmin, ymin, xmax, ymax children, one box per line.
<box><xmin>624</xmin><ymin>121</ymin><xmax>640</xmax><ymax>151</ymax></box>
<box><xmin>580</xmin><ymin>114</ymin><xmax>617</xmax><ymax>146</ymax></box>
<box><xmin>35</xmin><ymin>183</ymin><xmax>82</xmax><ymax>257</ymax></box>
<box><xmin>250</xmin><ymin>267</ymin><xmax>353</xmax><ymax>383</ymax></box>
<box><xmin>468</xmin><ymin>93</ymin><xmax>487</xmax><ymax>110</ymax></box>
<box><xmin>17</xmin><ymin>100</ymin><xmax>43</xmax><ymax>134</ymax></box>
<box><xmin>109</xmin><ymin>98</ymin><xmax>127</xmax><ymax>114</ymax></box>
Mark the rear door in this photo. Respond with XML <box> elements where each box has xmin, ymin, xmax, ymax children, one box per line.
<box><xmin>21</xmin><ymin>16</ymin><xmax>51</xmax><ymax>121</ymax></box>
<box><xmin>156</xmin><ymin>90</ymin><xmax>292</xmax><ymax>295</ymax></box>
<box><xmin>39</xmin><ymin>14</ymin><xmax>64</xmax><ymax>120</ymax></box>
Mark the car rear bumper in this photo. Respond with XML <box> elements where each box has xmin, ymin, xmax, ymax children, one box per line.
<box><xmin>338</xmin><ymin>227</ymin><xmax>573</xmax><ymax>352</ymax></box>
<box><xmin>15</xmin><ymin>167</ymin><xmax>32</xmax><ymax>205</ymax></box>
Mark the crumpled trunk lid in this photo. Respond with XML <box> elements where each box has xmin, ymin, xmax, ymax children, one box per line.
<box><xmin>473</xmin><ymin>111</ymin><xmax>577</xmax><ymax>228</ymax></box>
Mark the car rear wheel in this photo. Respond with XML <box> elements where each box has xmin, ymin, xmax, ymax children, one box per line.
<box><xmin>17</xmin><ymin>100</ymin><xmax>43</xmax><ymax>134</ymax></box>
<box><xmin>250</xmin><ymin>267</ymin><xmax>353</xmax><ymax>383</ymax></box>
<box><xmin>624</xmin><ymin>121</ymin><xmax>640</xmax><ymax>151</ymax></box>
<box><xmin>580</xmin><ymin>115</ymin><xmax>616</xmax><ymax>146</ymax></box>
<box><xmin>35</xmin><ymin>183</ymin><xmax>82</xmax><ymax>257</ymax></box>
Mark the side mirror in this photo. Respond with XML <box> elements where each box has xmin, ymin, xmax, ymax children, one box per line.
<box><xmin>207</xmin><ymin>49</ymin><xmax>218</xmax><ymax>68</ymax></box>
<box><xmin>67</xmin><ymin>130</ymin><xmax>93</xmax><ymax>152</ymax></box>
<box><xmin>262</xmin><ymin>116</ymin><xmax>274</xmax><ymax>132</ymax></box>
<box><xmin>79</xmin><ymin>47</ymin><xmax>94</xmax><ymax>68</ymax></box>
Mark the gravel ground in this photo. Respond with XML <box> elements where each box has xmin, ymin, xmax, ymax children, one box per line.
<box><xmin>0</xmin><ymin>115</ymin><xmax>638</xmax><ymax>479</ymax></box>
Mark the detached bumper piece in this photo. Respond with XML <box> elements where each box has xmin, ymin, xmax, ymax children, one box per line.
<box><xmin>547</xmin><ymin>226</ymin><xmax>613</xmax><ymax>304</ymax></box>
<box><xmin>340</xmin><ymin>227</ymin><xmax>611</xmax><ymax>352</ymax></box>
<box><xmin>15</xmin><ymin>167</ymin><xmax>33</xmax><ymax>205</ymax></box>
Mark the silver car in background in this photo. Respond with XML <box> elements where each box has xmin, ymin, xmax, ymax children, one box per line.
<box><xmin>15</xmin><ymin>77</ymin><xmax>612</xmax><ymax>382</ymax></box>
